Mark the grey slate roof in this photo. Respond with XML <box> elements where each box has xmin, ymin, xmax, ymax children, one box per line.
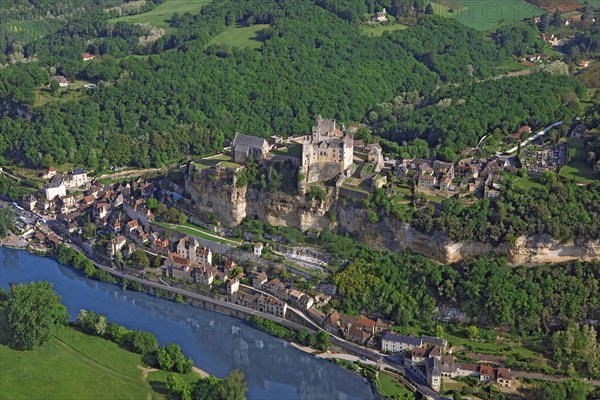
<box><xmin>233</xmin><ymin>133</ymin><xmax>267</xmax><ymax>149</ymax></box>
<box><xmin>382</xmin><ymin>333</ymin><xmax>422</xmax><ymax>347</ymax></box>
<box><xmin>422</xmin><ymin>335</ymin><xmax>448</xmax><ymax>347</ymax></box>
<box><xmin>427</xmin><ymin>357</ymin><xmax>441</xmax><ymax>375</ymax></box>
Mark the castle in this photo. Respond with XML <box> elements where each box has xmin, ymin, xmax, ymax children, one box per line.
<box><xmin>300</xmin><ymin>115</ymin><xmax>353</xmax><ymax>184</ymax></box>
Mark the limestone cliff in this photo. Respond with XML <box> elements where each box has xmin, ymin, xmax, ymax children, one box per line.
<box><xmin>184</xmin><ymin>166</ymin><xmax>600</xmax><ymax>264</ymax></box>
<box><xmin>335</xmin><ymin>205</ymin><xmax>600</xmax><ymax>264</ymax></box>
<box><xmin>184</xmin><ymin>164</ymin><xmax>333</xmax><ymax>231</ymax></box>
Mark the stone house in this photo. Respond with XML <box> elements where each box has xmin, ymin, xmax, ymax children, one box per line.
<box><xmin>372</xmin><ymin>8</ymin><xmax>388</xmax><ymax>22</ymax></box>
<box><xmin>231</xmin><ymin>133</ymin><xmax>269</xmax><ymax>164</ymax></box>
<box><xmin>152</xmin><ymin>238</ymin><xmax>170</xmax><ymax>256</ymax></box>
<box><xmin>107</xmin><ymin>236</ymin><xmax>127</xmax><ymax>258</ymax></box>
<box><xmin>227</xmin><ymin>278</ymin><xmax>240</xmax><ymax>295</ymax></box>
<box><xmin>496</xmin><ymin>368</ymin><xmax>512</xmax><ymax>387</ymax></box>
<box><xmin>348</xmin><ymin>326</ymin><xmax>371</xmax><ymax>344</ymax></box>
<box><xmin>479</xmin><ymin>365</ymin><xmax>494</xmax><ymax>383</ymax></box>
<box><xmin>176</xmin><ymin>236</ymin><xmax>212</xmax><ymax>265</ymax></box>
<box><xmin>324</xmin><ymin>311</ymin><xmax>341</xmax><ymax>333</ymax></box>
<box><xmin>253</xmin><ymin>243</ymin><xmax>263</xmax><ymax>257</ymax></box>
<box><xmin>427</xmin><ymin>357</ymin><xmax>442</xmax><ymax>392</ymax></box>
<box><xmin>417</xmin><ymin>173</ymin><xmax>437</xmax><ymax>190</ymax></box>
<box><xmin>50</xmin><ymin>75</ymin><xmax>68</xmax><ymax>87</ymax></box>
<box><xmin>381</xmin><ymin>333</ymin><xmax>423</xmax><ymax>352</ymax></box>
<box><xmin>253</xmin><ymin>271</ymin><xmax>268</xmax><ymax>289</ymax></box>
<box><xmin>301</xmin><ymin>115</ymin><xmax>354</xmax><ymax>184</ymax></box>
<box><xmin>366</xmin><ymin>143</ymin><xmax>384</xmax><ymax>171</ymax></box>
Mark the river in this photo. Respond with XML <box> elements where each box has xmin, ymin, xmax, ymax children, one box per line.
<box><xmin>0</xmin><ymin>248</ymin><xmax>374</xmax><ymax>400</ymax></box>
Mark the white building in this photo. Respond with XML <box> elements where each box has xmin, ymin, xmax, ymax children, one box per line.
<box><xmin>253</xmin><ymin>243</ymin><xmax>263</xmax><ymax>257</ymax></box>
<box><xmin>381</xmin><ymin>333</ymin><xmax>423</xmax><ymax>352</ymax></box>
<box><xmin>64</xmin><ymin>168</ymin><xmax>88</xmax><ymax>188</ymax></box>
<box><xmin>176</xmin><ymin>236</ymin><xmax>212</xmax><ymax>265</ymax></box>
<box><xmin>45</xmin><ymin>179</ymin><xmax>66</xmax><ymax>200</ymax></box>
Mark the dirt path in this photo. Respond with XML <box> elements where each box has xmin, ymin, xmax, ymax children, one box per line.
<box><xmin>137</xmin><ymin>366</ymin><xmax>160</xmax><ymax>400</ymax></box>
<box><xmin>98</xmin><ymin>168</ymin><xmax>162</xmax><ymax>180</ymax></box>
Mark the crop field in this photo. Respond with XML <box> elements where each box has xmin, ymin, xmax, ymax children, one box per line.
<box><xmin>111</xmin><ymin>0</ymin><xmax>211</xmax><ymax>29</ymax></box>
<box><xmin>525</xmin><ymin>0</ymin><xmax>585</xmax><ymax>13</ymax></box>
<box><xmin>433</xmin><ymin>0</ymin><xmax>545</xmax><ymax>31</ymax></box>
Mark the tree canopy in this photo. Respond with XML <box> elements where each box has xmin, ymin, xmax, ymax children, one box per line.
<box><xmin>1</xmin><ymin>281</ymin><xmax>68</xmax><ymax>349</ymax></box>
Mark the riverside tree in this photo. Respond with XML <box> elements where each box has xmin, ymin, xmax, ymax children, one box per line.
<box><xmin>2</xmin><ymin>281</ymin><xmax>68</xmax><ymax>349</ymax></box>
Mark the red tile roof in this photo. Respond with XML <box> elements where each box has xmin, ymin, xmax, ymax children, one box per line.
<box><xmin>479</xmin><ymin>365</ymin><xmax>493</xmax><ymax>376</ymax></box>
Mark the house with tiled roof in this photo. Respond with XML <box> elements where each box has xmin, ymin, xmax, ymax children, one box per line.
<box><xmin>50</xmin><ymin>75</ymin><xmax>68</xmax><ymax>87</ymax></box>
<box><xmin>152</xmin><ymin>238</ymin><xmax>170</xmax><ymax>256</ymax></box>
<box><xmin>253</xmin><ymin>271</ymin><xmax>269</xmax><ymax>289</ymax></box>
<box><xmin>324</xmin><ymin>311</ymin><xmax>341</xmax><ymax>333</ymax></box>
<box><xmin>479</xmin><ymin>365</ymin><xmax>494</xmax><ymax>383</ymax></box>
<box><xmin>496</xmin><ymin>368</ymin><xmax>512</xmax><ymax>387</ymax></box>
<box><xmin>348</xmin><ymin>326</ymin><xmax>371</xmax><ymax>344</ymax></box>
<box><xmin>308</xmin><ymin>308</ymin><xmax>326</xmax><ymax>325</ymax></box>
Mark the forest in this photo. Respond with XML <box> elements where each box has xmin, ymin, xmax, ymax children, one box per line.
<box><xmin>324</xmin><ymin>229</ymin><xmax>600</xmax><ymax>342</ymax></box>
<box><xmin>0</xmin><ymin>0</ymin><xmax>580</xmax><ymax>170</ymax></box>
<box><xmin>416</xmin><ymin>179</ymin><xmax>600</xmax><ymax>244</ymax></box>
<box><xmin>369</xmin><ymin>73</ymin><xmax>585</xmax><ymax>162</ymax></box>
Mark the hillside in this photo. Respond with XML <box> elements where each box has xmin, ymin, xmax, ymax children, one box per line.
<box><xmin>0</xmin><ymin>0</ymin><xmax>578</xmax><ymax>169</ymax></box>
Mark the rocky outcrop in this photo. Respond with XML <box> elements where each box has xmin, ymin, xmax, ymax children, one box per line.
<box><xmin>335</xmin><ymin>204</ymin><xmax>600</xmax><ymax>264</ymax></box>
<box><xmin>184</xmin><ymin>165</ymin><xmax>333</xmax><ymax>231</ymax></box>
<box><xmin>185</xmin><ymin>166</ymin><xmax>600</xmax><ymax>264</ymax></box>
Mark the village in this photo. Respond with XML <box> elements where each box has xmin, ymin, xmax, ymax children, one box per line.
<box><xmin>3</xmin><ymin>115</ymin><xmax>591</xmax><ymax>396</ymax></box>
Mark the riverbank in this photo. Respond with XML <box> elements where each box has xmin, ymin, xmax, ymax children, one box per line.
<box><xmin>0</xmin><ymin>232</ymin><xmax>28</xmax><ymax>249</ymax></box>
<box><xmin>0</xmin><ymin>247</ymin><xmax>375</xmax><ymax>400</ymax></box>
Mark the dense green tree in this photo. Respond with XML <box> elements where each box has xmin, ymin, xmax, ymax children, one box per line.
<box><xmin>130</xmin><ymin>249</ymin><xmax>150</xmax><ymax>269</ymax></box>
<box><xmin>0</xmin><ymin>207</ymin><xmax>15</xmax><ymax>237</ymax></box>
<box><xmin>157</xmin><ymin>343</ymin><xmax>193</xmax><ymax>373</ymax></box>
<box><xmin>122</xmin><ymin>330</ymin><xmax>159</xmax><ymax>354</ymax></box>
<box><xmin>3</xmin><ymin>281</ymin><xmax>68</xmax><ymax>349</ymax></box>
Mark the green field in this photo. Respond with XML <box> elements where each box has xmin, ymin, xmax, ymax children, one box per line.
<box><xmin>0</xmin><ymin>325</ymin><xmax>197</xmax><ymax>400</ymax></box>
<box><xmin>208</xmin><ymin>24</ymin><xmax>270</xmax><ymax>49</ymax></box>
<box><xmin>153</xmin><ymin>220</ymin><xmax>242</xmax><ymax>245</ymax></box>
<box><xmin>378</xmin><ymin>372</ymin><xmax>415</xmax><ymax>399</ymax></box>
<box><xmin>111</xmin><ymin>0</ymin><xmax>211</xmax><ymax>29</ymax></box>
<box><xmin>513</xmin><ymin>175</ymin><xmax>546</xmax><ymax>191</ymax></box>
<box><xmin>359</xmin><ymin>24</ymin><xmax>409</xmax><ymax>36</ymax></box>
<box><xmin>495</xmin><ymin>61</ymin><xmax>531</xmax><ymax>74</ymax></box>
<box><xmin>434</xmin><ymin>0</ymin><xmax>545</xmax><ymax>31</ymax></box>
<box><xmin>560</xmin><ymin>138</ymin><xmax>599</xmax><ymax>183</ymax></box>
<box><xmin>34</xmin><ymin>80</ymin><xmax>91</xmax><ymax>107</ymax></box>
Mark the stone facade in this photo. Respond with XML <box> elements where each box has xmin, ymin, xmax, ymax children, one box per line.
<box><xmin>300</xmin><ymin>115</ymin><xmax>353</xmax><ymax>185</ymax></box>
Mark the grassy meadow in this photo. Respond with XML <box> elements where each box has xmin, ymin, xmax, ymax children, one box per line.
<box><xmin>110</xmin><ymin>0</ymin><xmax>211</xmax><ymax>29</ymax></box>
<box><xmin>359</xmin><ymin>23</ymin><xmax>409</xmax><ymax>36</ymax></box>
<box><xmin>208</xmin><ymin>24</ymin><xmax>270</xmax><ymax>49</ymax></box>
<box><xmin>560</xmin><ymin>137</ymin><xmax>599</xmax><ymax>183</ymax></box>
<box><xmin>0</xmin><ymin>325</ymin><xmax>197</xmax><ymax>400</ymax></box>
